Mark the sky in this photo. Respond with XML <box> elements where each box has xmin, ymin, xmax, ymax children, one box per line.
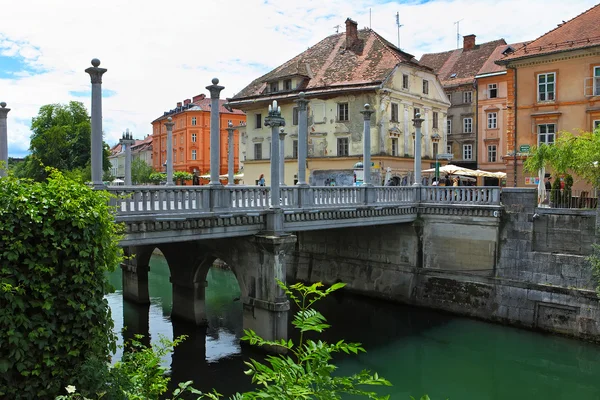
<box><xmin>1</xmin><ymin>0</ymin><xmax>598</xmax><ymax>158</ymax></box>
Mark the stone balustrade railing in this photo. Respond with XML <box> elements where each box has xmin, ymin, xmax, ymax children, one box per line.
<box><xmin>106</xmin><ymin>185</ymin><xmax>501</xmax><ymax>216</ymax></box>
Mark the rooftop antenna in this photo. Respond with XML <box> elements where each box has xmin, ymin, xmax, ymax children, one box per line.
<box><xmin>370</xmin><ymin>8</ymin><xmax>372</xmax><ymax>29</ymax></box>
<box><xmin>334</xmin><ymin>24</ymin><xmax>340</xmax><ymax>33</ymax></box>
<box><xmin>454</xmin><ymin>19</ymin><xmax>464</xmax><ymax>49</ymax></box>
<box><xmin>395</xmin><ymin>12</ymin><xmax>403</xmax><ymax>49</ymax></box>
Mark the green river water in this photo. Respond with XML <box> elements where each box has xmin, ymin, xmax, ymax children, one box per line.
<box><xmin>106</xmin><ymin>255</ymin><xmax>600</xmax><ymax>399</ymax></box>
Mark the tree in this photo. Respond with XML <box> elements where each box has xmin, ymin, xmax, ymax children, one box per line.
<box><xmin>25</xmin><ymin>102</ymin><xmax>110</xmax><ymax>181</ymax></box>
<box><xmin>131</xmin><ymin>158</ymin><xmax>155</xmax><ymax>185</ymax></box>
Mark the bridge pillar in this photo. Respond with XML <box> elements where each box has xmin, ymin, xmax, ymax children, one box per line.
<box><xmin>121</xmin><ymin>246</ymin><xmax>150</xmax><ymax>305</ymax></box>
<box><xmin>170</xmin><ymin>278</ymin><xmax>208</xmax><ymax>326</ymax></box>
<box><xmin>242</xmin><ymin>234</ymin><xmax>296</xmax><ymax>351</ymax></box>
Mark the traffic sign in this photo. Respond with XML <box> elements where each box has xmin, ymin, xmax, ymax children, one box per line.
<box><xmin>437</xmin><ymin>153</ymin><xmax>453</xmax><ymax>160</ymax></box>
<box><xmin>519</xmin><ymin>145</ymin><xmax>531</xmax><ymax>153</ymax></box>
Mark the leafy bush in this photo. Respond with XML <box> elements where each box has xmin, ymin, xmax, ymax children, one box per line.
<box><xmin>0</xmin><ymin>170</ymin><xmax>123</xmax><ymax>398</ymax></box>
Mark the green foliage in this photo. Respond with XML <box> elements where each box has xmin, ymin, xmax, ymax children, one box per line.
<box><xmin>550</xmin><ymin>174</ymin><xmax>561</xmax><ymax>205</ymax></box>
<box><xmin>131</xmin><ymin>158</ymin><xmax>155</xmax><ymax>185</ymax></box>
<box><xmin>149</xmin><ymin>172</ymin><xmax>166</xmax><ymax>185</ymax></box>
<box><xmin>174</xmin><ymin>171</ymin><xmax>193</xmax><ymax>185</ymax></box>
<box><xmin>0</xmin><ymin>169</ymin><xmax>123</xmax><ymax>398</ymax></box>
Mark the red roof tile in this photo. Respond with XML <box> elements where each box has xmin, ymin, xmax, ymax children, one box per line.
<box><xmin>477</xmin><ymin>41</ymin><xmax>530</xmax><ymax>76</ymax></box>
<box><xmin>420</xmin><ymin>39</ymin><xmax>507</xmax><ymax>86</ymax></box>
<box><xmin>499</xmin><ymin>4</ymin><xmax>600</xmax><ymax>62</ymax></box>
<box><xmin>230</xmin><ymin>28</ymin><xmax>428</xmax><ymax>101</ymax></box>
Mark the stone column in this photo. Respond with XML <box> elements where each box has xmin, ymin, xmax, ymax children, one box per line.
<box><xmin>0</xmin><ymin>102</ymin><xmax>9</xmax><ymax>178</ymax></box>
<box><xmin>279</xmin><ymin>128</ymin><xmax>287</xmax><ymax>186</ymax></box>
<box><xmin>295</xmin><ymin>93</ymin><xmax>309</xmax><ymax>186</ymax></box>
<box><xmin>413</xmin><ymin>113</ymin><xmax>424</xmax><ymax>186</ymax></box>
<box><xmin>206</xmin><ymin>78</ymin><xmax>224</xmax><ymax>186</ymax></box>
<box><xmin>119</xmin><ymin>129</ymin><xmax>135</xmax><ymax>185</ymax></box>
<box><xmin>85</xmin><ymin>59</ymin><xmax>107</xmax><ymax>188</ymax></box>
<box><xmin>171</xmin><ymin>278</ymin><xmax>208</xmax><ymax>326</ymax></box>
<box><xmin>121</xmin><ymin>247</ymin><xmax>150</xmax><ymax>305</ymax></box>
<box><xmin>360</xmin><ymin>104</ymin><xmax>374</xmax><ymax>186</ymax></box>
<box><xmin>226</xmin><ymin>122</ymin><xmax>235</xmax><ymax>186</ymax></box>
<box><xmin>165</xmin><ymin>117</ymin><xmax>174</xmax><ymax>186</ymax></box>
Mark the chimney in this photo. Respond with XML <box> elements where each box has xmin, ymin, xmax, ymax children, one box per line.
<box><xmin>183</xmin><ymin>99</ymin><xmax>191</xmax><ymax>106</ymax></box>
<box><xmin>192</xmin><ymin>94</ymin><xmax>206</xmax><ymax>103</ymax></box>
<box><xmin>345</xmin><ymin>18</ymin><xmax>358</xmax><ymax>49</ymax></box>
<box><xmin>177</xmin><ymin>102</ymin><xmax>182</xmax><ymax>107</ymax></box>
<box><xmin>463</xmin><ymin>34</ymin><xmax>476</xmax><ymax>51</ymax></box>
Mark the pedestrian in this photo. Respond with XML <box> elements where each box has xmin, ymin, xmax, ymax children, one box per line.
<box><xmin>432</xmin><ymin>177</ymin><xmax>438</xmax><ymax>186</ymax></box>
<box><xmin>444</xmin><ymin>175</ymin><xmax>452</xmax><ymax>186</ymax></box>
<box><xmin>258</xmin><ymin>174</ymin><xmax>265</xmax><ymax>186</ymax></box>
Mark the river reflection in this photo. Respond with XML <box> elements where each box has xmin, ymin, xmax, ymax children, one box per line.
<box><xmin>106</xmin><ymin>254</ymin><xmax>600</xmax><ymax>399</ymax></box>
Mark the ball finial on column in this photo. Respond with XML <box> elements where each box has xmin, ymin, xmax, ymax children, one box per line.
<box><xmin>212</xmin><ymin>78</ymin><xmax>219</xmax><ymax>85</ymax></box>
<box><xmin>167</xmin><ymin>117</ymin><xmax>172</xmax><ymax>122</ymax></box>
<box><xmin>0</xmin><ymin>102</ymin><xmax>6</xmax><ymax>108</ymax></box>
<box><xmin>364</xmin><ymin>103</ymin><xmax>370</xmax><ymax>110</ymax></box>
<box><xmin>91</xmin><ymin>58</ymin><xmax>101</xmax><ymax>67</ymax></box>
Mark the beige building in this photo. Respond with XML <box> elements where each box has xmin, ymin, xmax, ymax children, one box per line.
<box><xmin>497</xmin><ymin>4</ymin><xmax>600</xmax><ymax>188</ymax></box>
<box><xmin>228</xmin><ymin>18</ymin><xmax>449</xmax><ymax>186</ymax></box>
<box><xmin>108</xmin><ymin>134</ymin><xmax>153</xmax><ymax>179</ymax></box>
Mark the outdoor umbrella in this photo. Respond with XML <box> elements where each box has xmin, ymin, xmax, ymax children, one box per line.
<box><xmin>422</xmin><ymin>164</ymin><xmax>478</xmax><ymax>175</ymax></box>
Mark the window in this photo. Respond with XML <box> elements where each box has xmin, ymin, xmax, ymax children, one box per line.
<box><xmin>446</xmin><ymin>143</ymin><xmax>452</xmax><ymax>154</ymax></box>
<box><xmin>191</xmin><ymin>117</ymin><xmax>197</xmax><ymax>126</ymax></box>
<box><xmin>391</xmin><ymin>103</ymin><xmax>399</xmax><ymax>122</ymax></box>
<box><xmin>595</xmin><ymin>120</ymin><xmax>600</xmax><ymax>130</ymax></box>
<box><xmin>227</xmin><ymin>119</ymin><xmax>232</xmax><ymax>126</ymax></box>
<box><xmin>255</xmin><ymin>113</ymin><xmax>262</xmax><ymax>129</ymax></box>
<box><xmin>284</xmin><ymin>79</ymin><xmax>292</xmax><ymax>91</ymax></box>
<box><xmin>463</xmin><ymin>91</ymin><xmax>472</xmax><ymax>103</ymax></box>
<box><xmin>337</xmin><ymin>137</ymin><xmax>349</xmax><ymax>156</ymax></box>
<box><xmin>191</xmin><ymin>133</ymin><xmax>197</xmax><ymax>142</ymax></box>
<box><xmin>447</xmin><ymin>119</ymin><xmax>452</xmax><ymax>134</ymax></box>
<box><xmin>463</xmin><ymin>144</ymin><xmax>473</xmax><ymax>160</ymax></box>
<box><xmin>391</xmin><ymin>138</ymin><xmax>398</xmax><ymax>156</ymax></box>
<box><xmin>538</xmin><ymin>72</ymin><xmax>556</xmax><ymax>101</ymax></box>
<box><xmin>538</xmin><ymin>124</ymin><xmax>555</xmax><ymax>145</ymax></box>
<box><xmin>270</xmin><ymin>82</ymin><xmax>278</xmax><ymax>92</ymax></box>
<box><xmin>488</xmin><ymin>83</ymin><xmax>498</xmax><ymax>98</ymax></box>
<box><xmin>254</xmin><ymin>143</ymin><xmax>262</xmax><ymax>159</ymax></box>
<box><xmin>180</xmin><ymin>136</ymin><xmax>184</xmax><ymax>144</ymax></box>
<box><xmin>338</xmin><ymin>103</ymin><xmax>349</xmax><ymax>121</ymax></box>
<box><xmin>402</xmin><ymin>74</ymin><xmax>409</xmax><ymax>89</ymax></box>
<box><xmin>422</xmin><ymin>79</ymin><xmax>429</xmax><ymax>94</ymax></box>
<box><xmin>446</xmin><ymin>92</ymin><xmax>452</xmax><ymax>104</ymax></box>
<box><xmin>595</xmin><ymin>67</ymin><xmax>600</xmax><ymax>96</ymax></box>
<box><xmin>488</xmin><ymin>145</ymin><xmax>497</xmax><ymax>162</ymax></box>
<box><xmin>180</xmin><ymin>151</ymin><xmax>184</xmax><ymax>162</ymax></box>
<box><xmin>191</xmin><ymin>149</ymin><xmax>197</xmax><ymax>160</ymax></box>
<box><xmin>487</xmin><ymin>112</ymin><xmax>497</xmax><ymax>129</ymax></box>
<box><xmin>433</xmin><ymin>111</ymin><xmax>439</xmax><ymax>129</ymax></box>
<box><xmin>173</xmin><ymin>150</ymin><xmax>176</xmax><ymax>163</ymax></box>
<box><xmin>293</xmin><ymin>107</ymin><xmax>299</xmax><ymax>125</ymax></box>
<box><xmin>292</xmin><ymin>140</ymin><xmax>298</xmax><ymax>158</ymax></box>
<box><xmin>463</xmin><ymin>117</ymin><xmax>473</xmax><ymax>133</ymax></box>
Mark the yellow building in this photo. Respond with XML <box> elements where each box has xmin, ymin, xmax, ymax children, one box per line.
<box><xmin>497</xmin><ymin>4</ymin><xmax>600</xmax><ymax>189</ymax></box>
<box><xmin>228</xmin><ymin>18</ymin><xmax>449</xmax><ymax>186</ymax></box>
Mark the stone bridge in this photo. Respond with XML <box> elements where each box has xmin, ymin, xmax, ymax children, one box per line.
<box><xmin>111</xmin><ymin>184</ymin><xmax>503</xmax><ymax>347</ymax></box>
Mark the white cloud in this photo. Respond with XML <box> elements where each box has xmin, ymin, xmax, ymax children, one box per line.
<box><xmin>0</xmin><ymin>0</ymin><xmax>597</xmax><ymax>157</ymax></box>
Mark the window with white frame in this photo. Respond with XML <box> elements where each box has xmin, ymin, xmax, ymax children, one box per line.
<box><xmin>463</xmin><ymin>144</ymin><xmax>473</xmax><ymax>160</ymax></box>
<box><xmin>191</xmin><ymin>149</ymin><xmax>197</xmax><ymax>160</ymax></box>
<box><xmin>391</xmin><ymin>138</ymin><xmax>398</xmax><ymax>156</ymax></box>
<box><xmin>337</xmin><ymin>137</ymin><xmax>349</xmax><ymax>156</ymax></box>
<box><xmin>488</xmin><ymin>83</ymin><xmax>498</xmax><ymax>98</ymax></box>
<box><xmin>423</xmin><ymin>79</ymin><xmax>429</xmax><ymax>94</ymax></box>
<box><xmin>488</xmin><ymin>145</ymin><xmax>497</xmax><ymax>162</ymax></box>
<box><xmin>487</xmin><ymin>112</ymin><xmax>497</xmax><ymax>129</ymax></box>
<box><xmin>254</xmin><ymin>143</ymin><xmax>262</xmax><ymax>160</ymax></box>
<box><xmin>391</xmin><ymin>103</ymin><xmax>399</xmax><ymax>122</ymax></box>
<box><xmin>284</xmin><ymin>79</ymin><xmax>292</xmax><ymax>91</ymax></box>
<box><xmin>538</xmin><ymin>123</ymin><xmax>556</xmax><ymax>145</ymax></box>
<box><xmin>191</xmin><ymin>117</ymin><xmax>197</xmax><ymax>126</ymax></box>
<box><xmin>338</xmin><ymin>103</ymin><xmax>349</xmax><ymax>121</ymax></box>
<box><xmin>463</xmin><ymin>91</ymin><xmax>472</xmax><ymax>103</ymax></box>
<box><xmin>255</xmin><ymin>113</ymin><xmax>262</xmax><ymax>129</ymax></box>
<box><xmin>180</xmin><ymin>136</ymin><xmax>184</xmax><ymax>144</ymax></box>
<box><xmin>446</xmin><ymin>143</ymin><xmax>452</xmax><ymax>154</ymax></box>
<box><xmin>173</xmin><ymin>150</ymin><xmax>176</xmax><ymax>163</ymax></box>
<box><xmin>292</xmin><ymin>140</ymin><xmax>298</xmax><ymax>158</ymax></box>
<box><xmin>538</xmin><ymin>72</ymin><xmax>556</xmax><ymax>101</ymax></box>
<box><xmin>463</xmin><ymin>117</ymin><xmax>473</xmax><ymax>133</ymax></box>
<box><xmin>433</xmin><ymin>111</ymin><xmax>439</xmax><ymax>129</ymax></box>
<box><xmin>595</xmin><ymin>67</ymin><xmax>600</xmax><ymax>96</ymax></box>
<box><xmin>402</xmin><ymin>74</ymin><xmax>409</xmax><ymax>89</ymax></box>
<box><xmin>447</xmin><ymin>119</ymin><xmax>452</xmax><ymax>134</ymax></box>
<box><xmin>270</xmin><ymin>82</ymin><xmax>278</xmax><ymax>92</ymax></box>
<box><xmin>191</xmin><ymin>133</ymin><xmax>197</xmax><ymax>143</ymax></box>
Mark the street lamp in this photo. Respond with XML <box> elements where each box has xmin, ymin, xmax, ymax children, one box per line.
<box><xmin>431</xmin><ymin>132</ymin><xmax>441</xmax><ymax>184</ymax></box>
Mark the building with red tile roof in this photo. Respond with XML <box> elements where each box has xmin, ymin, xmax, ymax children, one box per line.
<box><xmin>229</xmin><ymin>18</ymin><xmax>450</xmax><ymax>186</ymax></box>
<box><xmin>496</xmin><ymin>3</ymin><xmax>600</xmax><ymax>189</ymax></box>
<box><xmin>420</xmin><ymin>36</ymin><xmax>507</xmax><ymax>171</ymax></box>
<box><xmin>108</xmin><ymin>134</ymin><xmax>153</xmax><ymax>179</ymax></box>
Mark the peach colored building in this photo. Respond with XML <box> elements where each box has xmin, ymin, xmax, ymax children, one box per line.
<box><xmin>151</xmin><ymin>94</ymin><xmax>246</xmax><ymax>180</ymax></box>
<box><xmin>497</xmin><ymin>4</ymin><xmax>600</xmax><ymax>189</ymax></box>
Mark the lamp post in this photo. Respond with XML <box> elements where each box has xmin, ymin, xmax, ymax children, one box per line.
<box><xmin>0</xmin><ymin>102</ymin><xmax>9</xmax><ymax>178</ymax></box>
<box><xmin>264</xmin><ymin>100</ymin><xmax>285</xmax><ymax>209</ymax></box>
<box><xmin>412</xmin><ymin>112</ymin><xmax>424</xmax><ymax>186</ymax></box>
<box><xmin>119</xmin><ymin>128</ymin><xmax>135</xmax><ymax>185</ymax></box>
<box><xmin>431</xmin><ymin>132</ymin><xmax>441</xmax><ymax>184</ymax></box>
<box><xmin>279</xmin><ymin>128</ymin><xmax>287</xmax><ymax>186</ymax></box>
<box><xmin>226</xmin><ymin>121</ymin><xmax>235</xmax><ymax>186</ymax></box>
<box><xmin>164</xmin><ymin>117</ymin><xmax>174</xmax><ymax>186</ymax></box>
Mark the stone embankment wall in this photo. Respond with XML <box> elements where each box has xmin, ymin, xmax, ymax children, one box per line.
<box><xmin>289</xmin><ymin>188</ymin><xmax>600</xmax><ymax>341</ymax></box>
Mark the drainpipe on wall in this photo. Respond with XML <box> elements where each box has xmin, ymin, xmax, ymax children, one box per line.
<box><xmin>474</xmin><ymin>79</ymin><xmax>479</xmax><ymax>175</ymax></box>
<box><xmin>513</xmin><ymin>67</ymin><xmax>518</xmax><ymax>188</ymax></box>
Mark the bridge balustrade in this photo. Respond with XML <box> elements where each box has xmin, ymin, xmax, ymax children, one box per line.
<box><xmin>107</xmin><ymin>186</ymin><xmax>210</xmax><ymax>214</ymax></box>
<box><xmin>375</xmin><ymin>186</ymin><xmax>418</xmax><ymax>203</ymax></box>
<box><xmin>420</xmin><ymin>186</ymin><xmax>500</xmax><ymax>205</ymax></box>
<box><xmin>229</xmin><ymin>186</ymin><xmax>271</xmax><ymax>210</ymax></box>
<box><xmin>311</xmin><ymin>186</ymin><xmax>365</xmax><ymax>206</ymax></box>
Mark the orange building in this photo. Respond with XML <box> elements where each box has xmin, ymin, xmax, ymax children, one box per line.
<box><xmin>497</xmin><ymin>4</ymin><xmax>600</xmax><ymax>188</ymax></box>
<box><xmin>151</xmin><ymin>94</ymin><xmax>246</xmax><ymax>178</ymax></box>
